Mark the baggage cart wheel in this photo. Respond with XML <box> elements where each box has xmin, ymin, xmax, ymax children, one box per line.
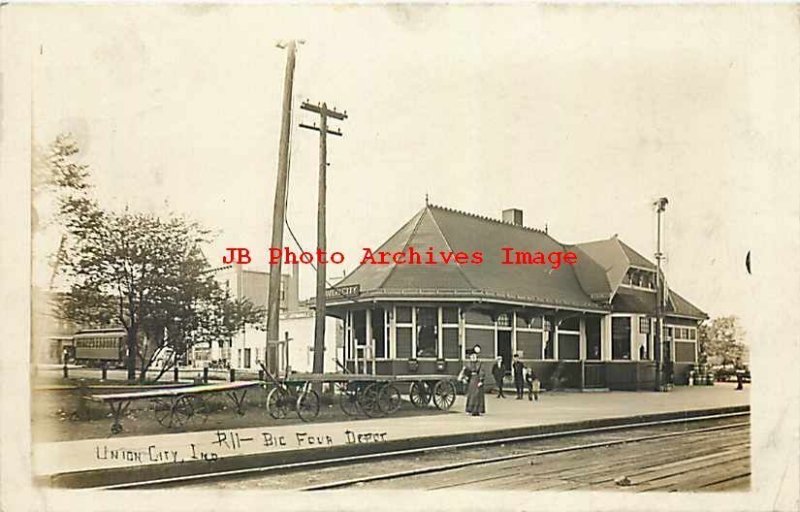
<box><xmin>409</xmin><ymin>381</ymin><xmax>432</xmax><ymax>408</ymax></box>
<box><xmin>187</xmin><ymin>396</ymin><xmax>209</xmax><ymax>424</ymax></box>
<box><xmin>377</xmin><ymin>384</ymin><xmax>402</xmax><ymax>415</ymax></box>
<box><xmin>266</xmin><ymin>386</ymin><xmax>291</xmax><ymax>419</ymax></box>
<box><xmin>153</xmin><ymin>396</ymin><xmax>193</xmax><ymax>429</ymax></box>
<box><xmin>359</xmin><ymin>383</ymin><xmax>384</xmax><ymax>417</ymax></box>
<box><xmin>171</xmin><ymin>396</ymin><xmax>194</xmax><ymax>427</ymax></box>
<box><xmin>296</xmin><ymin>389</ymin><xmax>320</xmax><ymax>422</ymax></box>
<box><xmin>339</xmin><ymin>383</ymin><xmax>361</xmax><ymax>417</ymax></box>
<box><xmin>432</xmin><ymin>380</ymin><xmax>457</xmax><ymax>410</ymax></box>
<box><xmin>153</xmin><ymin>398</ymin><xmax>172</xmax><ymax>427</ymax></box>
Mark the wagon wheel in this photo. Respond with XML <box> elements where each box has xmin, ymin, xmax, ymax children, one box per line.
<box><xmin>153</xmin><ymin>396</ymin><xmax>194</xmax><ymax>429</ymax></box>
<box><xmin>339</xmin><ymin>383</ymin><xmax>361</xmax><ymax>417</ymax></box>
<box><xmin>171</xmin><ymin>396</ymin><xmax>195</xmax><ymax>427</ymax></box>
<box><xmin>153</xmin><ymin>398</ymin><xmax>173</xmax><ymax>427</ymax></box>
<box><xmin>432</xmin><ymin>380</ymin><xmax>457</xmax><ymax>411</ymax></box>
<box><xmin>359</xmin><ymin>383</ymin><xmax>384</xmax><ymax>417</ymax></box>
<box><xmin>266</xmin><ymin>386</ymin><xmax>291</xmax><ymax>420</ymax></box>
<box><xmin>296</xmin><ymin>389</ymin><xmax>320</xmax><ymax>422</ymax></box>
<box><xmin>409</xmin><ymin>381</ymin><xmax>432</xmax><ymax>408</ymax></box>
<box><xmin>377</xmin><ymin>384</ymin><xmax>402</xmax><ymax>415</ymax></box>
<box><xmin>187</xmin><ymin>396</ymin><xmax>209</xmax><ymax>424</ymax></box>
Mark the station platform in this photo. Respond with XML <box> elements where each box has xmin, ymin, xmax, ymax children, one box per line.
<box><xmin>34</xmin><ymin>383</ymin><xmax>749</xmax><ymax>488</ymax></box>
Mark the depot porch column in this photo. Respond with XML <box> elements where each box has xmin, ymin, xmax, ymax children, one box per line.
<box><xmin>601</xmin><ymin>315</ymin><xmax>612</xmax><ymax>361</ymax></box>
<box><xmin>579</xmin><ymin>317</ymin><xmax>587</xmax><ymax>360</ymax></box>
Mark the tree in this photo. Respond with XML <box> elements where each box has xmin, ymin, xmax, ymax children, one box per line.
<box><xmin>48</xmin><ymin>134</ymin><xmax>264</xmax><ymax>381</ymax></box>
<box><xmin>698</xmin><ymin>316</ymin><xmax>747</xmax><ymax>367</ymax></box>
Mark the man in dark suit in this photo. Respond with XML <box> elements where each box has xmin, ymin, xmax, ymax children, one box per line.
<box><xmin>492</xmin><ymin>356</ymin><xmax>506</xmax><ymax>398</ymax></box>
<box><xmin>512</xmin><ymin>353</ymin><xmax>525</xmax><ymax>399</ymax></box>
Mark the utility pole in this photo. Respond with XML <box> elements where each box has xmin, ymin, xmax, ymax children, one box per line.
<box><xmin>654</xmin><ymin>197</ymin><xmax>669</xmax><ymax>391</ymax></box>
<box><xmin>265</xmin><ymin>40</ymin><xmax>298</xmax><ymax>375</ymax></box>
<box><xmin>299</xmin><ymin>101</ymin><xmax>347</xmax><ymax>374</ymax></box>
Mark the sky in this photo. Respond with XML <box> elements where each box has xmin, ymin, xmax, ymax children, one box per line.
<box><xmin>22</xmin><ymin>4</ymin><xmax>800</xmax><ymax>342</ymax></box>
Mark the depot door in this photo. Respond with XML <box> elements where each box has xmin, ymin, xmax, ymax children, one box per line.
<box><xmin>497</xmin><ymin>331</ymin><xmax>512</xmax><ymax>373</ymax></box>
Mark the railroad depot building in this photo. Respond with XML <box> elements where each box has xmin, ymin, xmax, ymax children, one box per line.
<box><xmin>326</xmin><ymin>204</ymin><xmax>707</xmax><ymax>390</ymax></box>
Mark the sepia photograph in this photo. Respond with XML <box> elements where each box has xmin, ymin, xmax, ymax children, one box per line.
<box><xmin>1</xmin><ymin>3</ymin><xmax>798</xmax><ymax>511</ymax></box>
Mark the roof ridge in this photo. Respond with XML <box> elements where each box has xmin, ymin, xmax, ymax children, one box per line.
<box><xmin>574</xmin><ymin>236</ymin><xmax>617</xmax><ymax>247</ymax></box>
<box><xmin>426</xmin><ymin>207</ymin><xmax>478</xmax><ymax>290</ymax></box>
<box><xmin>376</xmin><ymin>207</ymin><xmax>428</xmax><ymax>289</ymax></box>
<box><xmin>616</xmin><ymin>238</ymin><xmax>656</xmax><ymax>267</ymax></box>
<box><xmin>427</xmin><ymin>203</ymin><xmax>547</xmax><ymax>235</ymax></box>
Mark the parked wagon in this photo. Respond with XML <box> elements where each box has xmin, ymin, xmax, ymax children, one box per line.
<box><xmin>261</xmin><ymin>368</ymin><xmax>457</xmax><ymax>422</ymax></box>
<box><xmin>87</xmin><ymin>381</ymin><xmax>263</xmax><ymax>434</ymax></box>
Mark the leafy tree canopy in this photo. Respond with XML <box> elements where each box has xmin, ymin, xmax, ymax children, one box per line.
<box><xmin>698</xmin><ymin>315</ymin><xmax>747</xmax><ymax>367</ymax></box>
<box><xmin>48</xmin><ymin>134</ymin><xmax>264</xmax><ymax>381</ymax></box>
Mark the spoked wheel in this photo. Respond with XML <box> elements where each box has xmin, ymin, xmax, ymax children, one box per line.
<box><xmin>432</xmin><ymin>380</ymin><xmax>457</xmax><ymax>410</ymax></box>
<box><xmin>409</xmin><ymin>381</ymin><xmax>432</xmax><ymax>408</ymax></box>
<box><xmin>296</xmin><ymin>389</ymin><xmax>320</xmax><ymax>422</ymax></box>
<box><xmin>171</xmin><ymin>396</ymin><xmax>194</xmax><ymax>427</ymax></box>
<box><xmin>153</xmin><ymin>398</ymin><xmax>172</xmax><ymax>427</ymax></box>
<box><xmin>377</xmin><ymin>384</ymin><xmax>402</xmax><ymax>415</ymax></box>
<box><xmin>186</xmin><ymin>396</ymin><xmax>209</xmax><ymax>424</ymax></box>
<box><xmin>339</xmin><ymin>383</ymin><xmax>361</xmax><ymax>417</ymax></box>
<box><xmin>153</xmin><ymin>396</ymin><xmax>194</xmax><ymax>428</ymax></box>
<box><xmin>266</xmin><ymin>386</ymin><xmax>291</xmax><ymax>419</ymax></box>
<box><xmin>359</xmin><ymin>383</ymin><xmax>384</xmax><ymax>417</ymax></box>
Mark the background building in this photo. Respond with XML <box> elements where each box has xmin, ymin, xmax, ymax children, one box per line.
<box><xmin>193</xmin><ymin>263</ymin><xmax>343</xmax><ymax>374</ymax></box>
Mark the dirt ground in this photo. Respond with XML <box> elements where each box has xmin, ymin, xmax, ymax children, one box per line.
<box><xmin>32</xmin><ymin>379</ymin><xmax>452</xmax><ymax>443</ymax></box>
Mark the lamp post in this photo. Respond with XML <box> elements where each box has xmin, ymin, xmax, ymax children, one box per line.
<box><xmin>654</xmin><ymin>197</ymin><xmax>669</xmax><ymax>391</ymax></box>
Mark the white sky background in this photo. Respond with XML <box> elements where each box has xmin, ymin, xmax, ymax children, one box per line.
<box><xmin>27</xmin><ymin>4</ymin><xmax>799</xmax><ymax>343</ymax></box>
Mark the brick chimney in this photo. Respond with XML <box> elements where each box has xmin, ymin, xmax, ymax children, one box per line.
<box><xmin>502</xmin><ymin>208</ymin><xmax>523</xmax><ymax>226</ymax></box>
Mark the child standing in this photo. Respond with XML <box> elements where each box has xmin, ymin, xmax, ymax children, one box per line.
<box><xmin>525</xmin><ymin>368</ymin><xmax>541</xmax><ymax>401</ymax></box>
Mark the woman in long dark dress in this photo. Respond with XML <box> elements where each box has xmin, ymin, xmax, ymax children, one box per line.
<box><xmin>459</xmin><ymin>346</ymin><xmax>486</xmax><ymax>416</ymax></box>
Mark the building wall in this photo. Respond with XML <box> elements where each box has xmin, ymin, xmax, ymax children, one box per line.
<box><xmin>224</xmin><ymin>312</ymin><xmax>343</xmax><ymax>374</ymax></box>
<box><xmin>216</xmin><ymin>263</ymin><xmax>299</xmax><ymax>313</ymax></box>
<box><xmin>335</xmin><ymin>301</ymin><xmax>701</xmax><ymax>388</ymax></box>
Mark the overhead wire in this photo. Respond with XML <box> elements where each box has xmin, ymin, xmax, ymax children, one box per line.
<box><xmin>282</xmin><ymin>64</ymin><xmax>361</xmax><ymax>305</ymax></box>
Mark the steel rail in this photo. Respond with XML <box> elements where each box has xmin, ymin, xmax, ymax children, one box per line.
<box><xmin>98</xmin><ymin>410</ymin><xmax>749</xmax><ymax>490</ymax></box>
<box><xmin>301</xmin><ymin>420</ymin><xmax>750</xmax><ymax>490</ymax></box>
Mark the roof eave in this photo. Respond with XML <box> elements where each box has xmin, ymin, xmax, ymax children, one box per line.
<box><xmin>326</xmin><ymin>289</ymin><xmax>609</xmax><ymax>313</ymax></box>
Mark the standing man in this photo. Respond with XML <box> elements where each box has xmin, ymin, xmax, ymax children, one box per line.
<box><xmin>512</xmin><ymin>353</ymin><xmax>525</xmax><ymax>400</ymax></box>
<box><xmin>734</xmin><ymin>358</ymin><xmax>745</xmax><ymax>391</ymax></box>
<box><xmin>492</xmin><ymin>356</ymin><xmax>506</xmax><ymax>398</ymax></box>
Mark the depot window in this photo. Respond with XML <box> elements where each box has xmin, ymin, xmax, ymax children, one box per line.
<box><xmin>442</xmin><ymin>307</ymin><xmax>459</xmax><ymax>325</ymax></box>
<box><xmin>612</xmin><ymin>317</ymin><xmax>632</xmax><ymax>360</ymax></box>
<box><xmin>396</xmin><ymin>306</ymin><xmax>413</xmax><ymax>324</ymax></box>
<box><xmin>372</xmin><ymin>308</ymin><xmax>387</xmax><ymax>359</ymax></box>
<box><xmin>416</xmin><ymin>307</ymin><xmax>438</xmax><ymax>358</ymax></box>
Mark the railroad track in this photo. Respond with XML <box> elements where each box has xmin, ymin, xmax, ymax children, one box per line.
<box><xmin>301</xmin><ymin>416</ymin><xmax>749</xmax><ymax>491</ymax></box>
<box><xmin>108</xmin><ymin>410</ymin><xmax>749</xmax><ymax>490</ymax></box>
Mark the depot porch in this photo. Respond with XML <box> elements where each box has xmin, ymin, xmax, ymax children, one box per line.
<box><xmin>327</xmin><ymin>300</ymin><xmax>698</xmax><ymax>391</ymax></box>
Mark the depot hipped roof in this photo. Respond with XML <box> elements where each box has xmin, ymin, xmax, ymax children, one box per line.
<box><xmin>331</xmin><ymin>204</ymin><xmax>706</xmax><ymax>319</ymax></box>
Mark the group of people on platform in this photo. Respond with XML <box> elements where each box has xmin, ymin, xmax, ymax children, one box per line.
<box><xmin>457</xmin><ymin>346</ymin><xmax>541</xmax><ymax>417</ymax></box>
